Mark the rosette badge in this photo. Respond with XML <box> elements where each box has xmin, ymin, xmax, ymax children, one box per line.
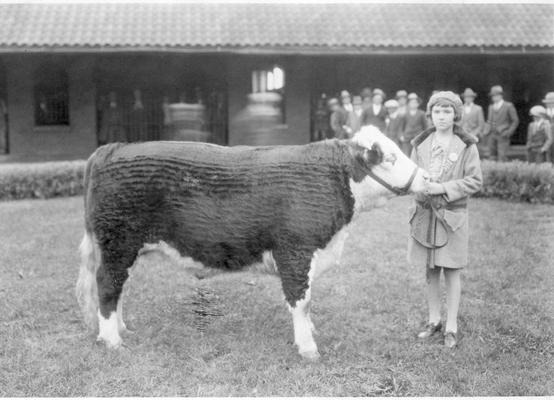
<box><xmin>448</xmin><ymin>153</ymin><xmax>459</xmax><ymax>163</ymax></box>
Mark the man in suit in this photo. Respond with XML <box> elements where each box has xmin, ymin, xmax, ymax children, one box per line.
<box><xmin>361</xmin><ymin>88</ymin><xmax>387</xmax><ymax>132</ymax></box>
<box><xmin>400</xmin><ymin>92</ymin><xmax>428</xmax><ymax>156</ymax></box>
<box><xmin>484</xmin><ymin>85</ymin><xmax>519</xmax><ymax>161</ymax></box>
<box><xmin>460</xmin><ymin>88</ymin><xmax>486</xmax><ymax>156</ymax></box>
<box><xmin>542</xmin><ymin>92</ymin><xmax>554</xmax><ymax>162</ymax></box>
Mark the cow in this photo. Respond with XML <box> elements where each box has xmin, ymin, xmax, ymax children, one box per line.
<box><xmin>76</xmin><ymin>125</ymin><xmax>429</xmax><ymax>361</ymax></box>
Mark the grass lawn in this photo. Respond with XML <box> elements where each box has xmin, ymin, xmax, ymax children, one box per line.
<box><xmin>0</xmin><ymin>195</ymin><xmax>552</xmax><ymax>396</ymax></box>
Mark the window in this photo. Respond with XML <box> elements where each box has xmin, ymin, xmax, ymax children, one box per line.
<box><xmin>252</xmin><ymin>66</ymin><xmax>285</xmax><ymax>93</ymax></box>
<box><xmin>251</xmin><ymin>66</ymin><xmax>286</xmax><ymax>123</ymax></box>
<box><xmin>34</xmin><ymin>63</ymin><xmax>69</xmax><ymax>126</ymax></box>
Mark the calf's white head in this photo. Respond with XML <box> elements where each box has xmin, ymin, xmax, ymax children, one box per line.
<box><xmin>348</xmin><ymin>125</ymin><xmax>429</xmax><ymax>212</ymax></box>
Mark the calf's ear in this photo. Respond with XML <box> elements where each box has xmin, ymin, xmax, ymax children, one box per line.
<box><xmin>364</xmin><ymin>142</ymin><xmax>384</xmax><ymax>165</ymax></box>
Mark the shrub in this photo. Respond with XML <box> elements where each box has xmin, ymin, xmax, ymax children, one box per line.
<box><xmin>0</xmin><ymin>158</ymin><xmax>553</xmax><ymax>204</ymax></box>
<box><xmin>0</xmin><ymin>160</ymin><xmax>86</xmax><ymax>201</ymax></box>
<box><xmin>477</xmin><ymin>160</ymin><xmax>554</xmax><ymax>204</ymax></box>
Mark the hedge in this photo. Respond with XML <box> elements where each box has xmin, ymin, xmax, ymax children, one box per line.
<box><xmin>0</xmin><ymin>160</ymin><xmax>86</xmax><ymax>201</ymax></box>
<box><xmin>475</xmin><ymin>160</ymin><xmax>554</xmax><ymax>204</ymax></box>
<box><xmin>0</xmin><ymin>158</ymin><xmax>553</xmax><ymax>203</ymax></box>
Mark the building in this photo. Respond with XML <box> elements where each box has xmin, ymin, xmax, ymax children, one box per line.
<box><xmin>0</xmin><ymin>3</ymin><xmax>552</xmax><ymax>159</ymax></box>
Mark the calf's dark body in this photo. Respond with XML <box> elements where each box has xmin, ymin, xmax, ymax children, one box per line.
<box><xmin>85</xmin><ymin>140</ymin><xmax>373</xmax><ymax>316</ymax></box>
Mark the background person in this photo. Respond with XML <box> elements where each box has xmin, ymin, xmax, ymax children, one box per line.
<box><xmin>384</xmin><ymin>99</ymin><xmax>405</xmax><ymax>145</ymax></box>
<box><xmin>346</xmin><ymin>95</ymin><xmax>364</xmax><ymax>135</ymax></box>
<box><xmin>396</xmin><ymin>90</ymin><xmax>408</xmax><ymax>117</ymax></box>
<box><xmin>526</xmin><ymin>105</ymin><xmax>552</xmax><ymax>163</ymax></box>
<box><xmin>460</xmin><ymin>88</ymin><xmax>486</xmax><ymax>155</ymax></box>
<box><xmin>328</xmin><ymin>97</ymin><xmax>349</xmax><ymax>139</ymax></box>
<box><xmin>542</xmin><ymin>92</ymin><xmax>554</xmax><ymax>162</ymax></box>
<box><xmin>400</xmin><ymin>92</ymin><xmax>428</xmax><ymax>156</ymax></box>
<box><xmin>484</xmin><ymin>85</ymin><xmax>519</xmax><ymax>161</ymax></box>
<box><xmin>340</xmin><ymin>90</ymin><xmax>353</xmax><ymax>113</ymax></box>
<box><xmin>408</xmin><ymin>91</ymin><xmax>482</xmax><ymax>349</ymax></box>
<box><xmin>361</xmin><ymin>88</ymin><xmax>387</xmax><ymax>131</ymax></box>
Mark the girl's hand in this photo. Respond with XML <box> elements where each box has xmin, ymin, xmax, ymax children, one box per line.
<box><xmin>424</xmin><ymin>182</ymin><xmax>446</xmax><ymax>195</ymax></box>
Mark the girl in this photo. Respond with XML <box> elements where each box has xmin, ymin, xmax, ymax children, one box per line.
<box><xmin>407</xmin><ymin>91</ymin><xmax>483</xmax><ymax>348</ymax></box>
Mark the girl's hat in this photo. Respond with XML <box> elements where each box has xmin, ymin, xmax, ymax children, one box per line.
<box><xmin>542</xmin><ymin>92</ymin><xmax>554</xmax><ymax>105</ymax></box>
<box><xmin>529</xmin><ymin>105</ymin><xmax>546</xmax><ymax>118</ymax></box>
<box><xmin>384</xmin><ymin>99</ymin><xmax>399</xmax><ymax>108</ymax></box>
<box><xmin>426</xmin><ymin>91</ymin><xmax>464</xmax><ymax>122</ymax></box>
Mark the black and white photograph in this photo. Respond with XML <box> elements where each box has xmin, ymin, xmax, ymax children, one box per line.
<box><xmin>0</xmin><ymin>1</ymin><xmax>552</xmax><ymax>397</ymax></box>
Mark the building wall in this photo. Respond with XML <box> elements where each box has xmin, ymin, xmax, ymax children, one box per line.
<box><xmin>2</xmin><ymin>52</ymin><xmax>552</xmax><ymax>159</ymax></box>
<box><xmin>4</xmin><ymin>54</ymin><xmax>97</xmax><ymax>158</ymax></box>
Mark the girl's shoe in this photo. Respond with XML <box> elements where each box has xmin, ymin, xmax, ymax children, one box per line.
<box><xmin>444</xmin><ymin>331</ymin><xmax>458</xmax><ymax>348</ymax></box>
<box><xmin>417</xmin><ymin>321</ymin><xmax>442</xmax><ymax>339</ymax></box>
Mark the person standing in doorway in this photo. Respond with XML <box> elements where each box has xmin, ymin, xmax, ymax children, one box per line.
<box><xmin>460</xmin><ymin>88</ymin><xmax>486</xmax><ymax>155</ymax></box>
<box><xmin>98</xmin><ymin>91</ymin><xmax>126</xmax><ymax>144</ymax></box>
<box><xmin>129</xmin><ymin>89</ymin><xmax>147</xmax><ymax>142</ymax></box>
<box><xmin>526</xmin><ymin>105</ymin><xmax>552</xmax><ymax>163</ymax></box>
<box><xmin>400</xmin><ymin>93</ymin><xmax>428</xmax><ymax>156</ymax></box>
<box><xmin>484</xmin><ymin>85</ymin><xmax>519</xmax><ymax>161</ymax></box>
<box><xmin>313</xmin><ymin>94</ymin><xmax>330</xmax><ymax>141</ymax></box>
<box><xmin>0</xmin><ymin>97</ymin><xmax>7</xmax><ymax>154</ymax></box>
<box><xmin>361</xmin><ymin>88</ymin><xmax>387</xmax><ymax>131</ymax></box>
<box><xmin>542</xmin><ymin>92</ymin><xmax>554</xmax><ymax>162</ymax></box>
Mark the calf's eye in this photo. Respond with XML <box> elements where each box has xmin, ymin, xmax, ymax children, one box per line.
<box><xmin>384</xmin><ymin>153</ymin><xmax>397</xmax><ymax>166</ymax></box>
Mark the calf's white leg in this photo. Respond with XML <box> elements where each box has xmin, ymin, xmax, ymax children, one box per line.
<box><xmin>290</xmin><ymin>289</ymin><xmax>319</xmax><ymax>361</ymax></box>
<box><xmin>97</xmin><ymin>310</ymin><xmax>122</xmax><ymax>348</ymax></box>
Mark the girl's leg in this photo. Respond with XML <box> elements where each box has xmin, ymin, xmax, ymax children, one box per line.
<box><xmin>443</xmin><ymin>268</ymin><xmax>461</xmax><ymax>333</ymax></box>
<box><xmin>426</xmin><ymin>267</ymin><xmax>442</xmax><ymax>324</ymax></box>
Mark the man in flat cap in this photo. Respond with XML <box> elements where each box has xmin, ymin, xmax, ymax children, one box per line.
<box><xmin>484</xmin><ymin>85</ymin><xmax>519</xmax><ymax>161</ymax></box>
<box><xmin>384</xmin><ymin>99</ymin><xmax>405</xmax><ymax>145</ymax></box>
<box><xmin>460</xmin><ymin>88</ymin><xmax>486</xmax><ymax>156</ymax></box>
<box><xmin>361</xmin><ymin>88</ymin><xmax>387</xmax><ymax>132</ymax></box>
<box><xmin>400</xmin><ymin>92</ymin><xmax>429</xmax><ymax>156</ymax></box>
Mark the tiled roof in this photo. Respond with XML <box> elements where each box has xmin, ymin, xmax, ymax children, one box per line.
<box><xmin>0</xmin><ymin>4</ymin><xmax>552</xmax><ymax>52</ymax></box>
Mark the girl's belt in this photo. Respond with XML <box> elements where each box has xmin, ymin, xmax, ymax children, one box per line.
<box><xmin>416</xmin><ymin>199</ymin><xmax>467</xmax><ymax>210</ymax></box>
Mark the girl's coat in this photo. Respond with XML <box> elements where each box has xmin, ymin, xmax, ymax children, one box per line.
<box><xmin>407</xmin><ymin>127</ymin><xmax>483</xmax><ymax>269</ymax></box>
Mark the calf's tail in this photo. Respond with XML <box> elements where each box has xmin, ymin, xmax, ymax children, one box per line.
<box><xmin>75</xmin><ymin>230</ymin><xmax>100</xmax><ymax>330</ymax></box>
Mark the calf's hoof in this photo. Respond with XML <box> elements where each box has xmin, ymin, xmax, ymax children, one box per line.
<box><xmin>300</xmin><ymin>349</ymin><xmax>321</xmax><ymax>362</ymax></box>
<box><xmin>119</xmin><ymin>327</ymin><xmax>135</xmax><ymax>336</ymax></box>
<box><xmin>96</xmin><ymin>336</ymin><xmax>123</xmax><ymax>349</ymax></box>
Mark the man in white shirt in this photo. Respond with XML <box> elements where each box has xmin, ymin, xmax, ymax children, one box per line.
<box><xmin>340</xmin><ymin>90</ymin><xmax>353</xmax><ymax>113</ymax></box>
<box><xmin>361</xmin><ymin>88</ymin><xmax>387</xmax><ymax>131</ymax></box>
